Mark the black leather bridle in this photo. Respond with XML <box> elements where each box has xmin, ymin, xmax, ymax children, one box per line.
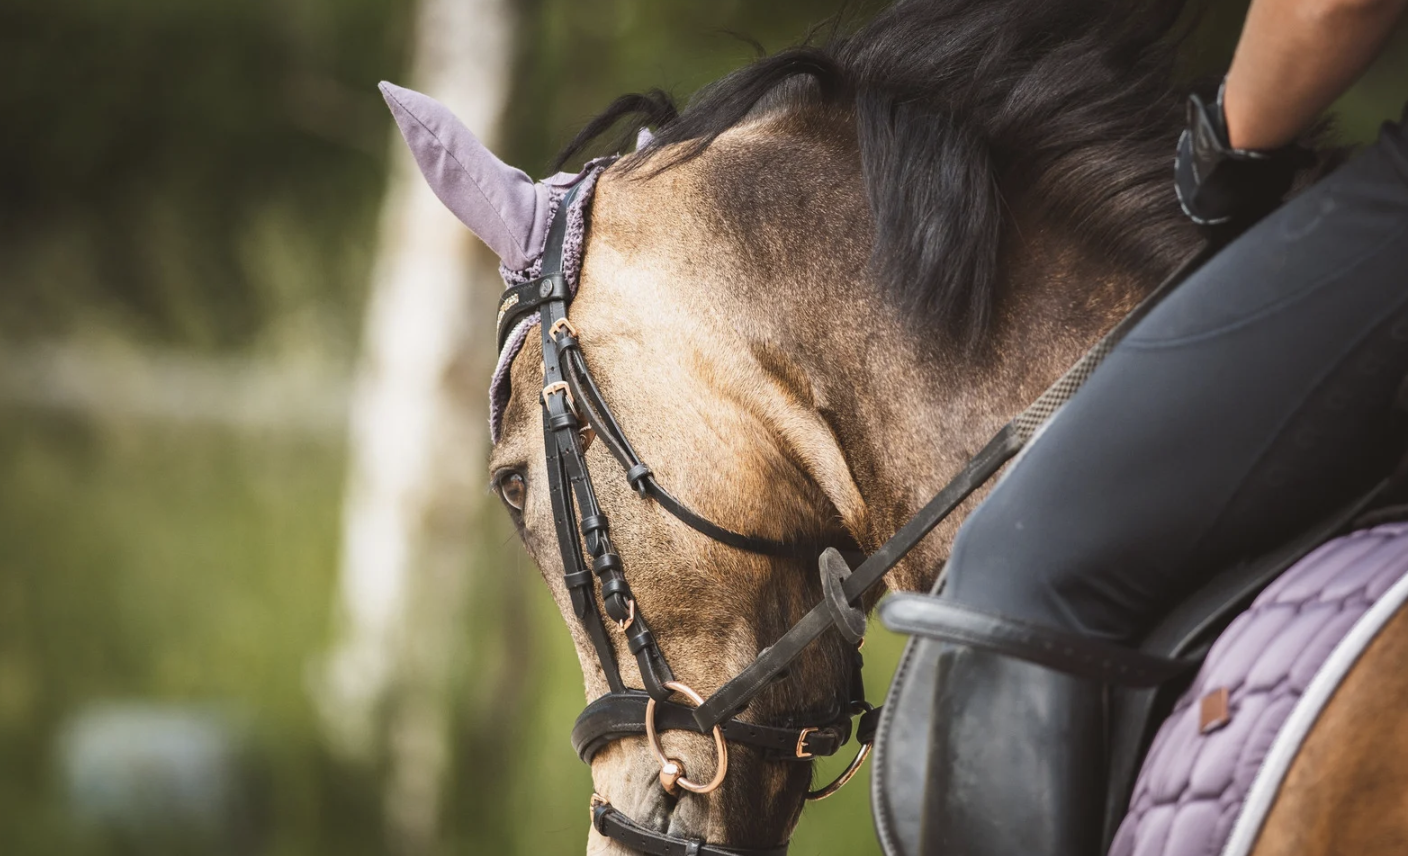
<box><xmin>494</xmin><ymin>175</ymin><xmax>1213</xmax><ymax>856</ymax></box>
<box><xmin>495</xmin><ymin>179</ymin><xmax>881</xmax><ymax>855</ymax></box>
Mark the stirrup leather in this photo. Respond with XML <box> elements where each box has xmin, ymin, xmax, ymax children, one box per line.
<box><xmin>879</xmin><ymin>594</ymin><xmax>1196</xmax><ymax>687</ymax></box>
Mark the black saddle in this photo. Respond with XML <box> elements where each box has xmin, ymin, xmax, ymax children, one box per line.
<box><xmin>869</xmin><ymin>471</ymin><xmax>1408</xmax><ymax>856</ymax></box>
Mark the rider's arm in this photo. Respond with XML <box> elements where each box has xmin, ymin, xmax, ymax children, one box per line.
<box><xmin>1224</xmin><ymin>0</ymin><xmax>1408</xmax><ymax>150</ymax></box>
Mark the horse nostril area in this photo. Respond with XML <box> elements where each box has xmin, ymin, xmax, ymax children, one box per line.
<box><xmin>638</xmin><ymin>782</ymin><xmax>677</xmax><ymax>833</ymax></box>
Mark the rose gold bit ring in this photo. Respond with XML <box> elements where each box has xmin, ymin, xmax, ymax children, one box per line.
<box><xmin>644</xmin><ymin>680</ymin><xmax>729</xmax><ymax>795</ymax></box>
<box><xmin>805</xmin><ymin>742</ymin><xmax>872</xmax><ymax>801</ymax></box>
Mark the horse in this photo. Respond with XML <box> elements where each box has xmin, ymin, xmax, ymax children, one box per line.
<box><xmin>383</xmin><ymin>0</ymin><xmax>1408</xmax><ymax>853</ymax></box>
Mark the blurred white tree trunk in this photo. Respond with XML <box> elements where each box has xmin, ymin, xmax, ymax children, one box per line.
<box><xmin>315</xmin><ymin>0</ymin><xmax>517</xmax><ymax>851</ymax></box>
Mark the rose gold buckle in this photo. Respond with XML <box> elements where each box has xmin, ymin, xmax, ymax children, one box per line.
<box><xmin>548</xmin><ymin>317</ymin><xmax>578</xmax><ymax>341</ymax></box>
<box><xmin>541</xmin><ymin>381</ymin><xmax>577</xmax><ymax>416</ymax></box>
<box><xmin>795</xmin><ymin>727</ymin><xmax>818</xmax><ymax>760</ymax></box>
<box><xmin>615</xmin><ymin>598</ymin><xmax>635</xmax><ymax>632</ymax></box>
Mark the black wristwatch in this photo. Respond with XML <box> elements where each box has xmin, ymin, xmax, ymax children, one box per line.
<box><xmin>1174</xmin><ymin>81</ymin><xmax>1312</xmax><ymax>226</ymax></box>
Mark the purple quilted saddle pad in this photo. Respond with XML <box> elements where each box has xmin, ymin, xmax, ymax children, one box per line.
<box><xmin>1109</xmin><ymin>521</ymin><xmax>1408</xmax><ymax>856</ymax></box>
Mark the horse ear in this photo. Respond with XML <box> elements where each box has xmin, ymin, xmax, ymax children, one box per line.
<box><xmin>379</xmin><ymin>82</ymin><xmax>550</xmax><ymax>271</ymax></box>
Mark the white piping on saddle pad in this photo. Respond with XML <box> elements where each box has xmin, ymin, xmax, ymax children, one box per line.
<box><xmin>1221</xmin><ymin>548</ymin><xmax>1408</xmax><ymax>856</ymax></box>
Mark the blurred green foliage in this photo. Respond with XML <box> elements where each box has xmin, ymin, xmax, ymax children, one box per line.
<box><xmin>2</xmin><ymin>0</ymin><xmax>1406</xmax><ymax>854</ymax></box>
<box><xmin>0</xmin><ymin>0</ymin><xmax>405</xmax><ymax>353</ymax></box>
<box><xmin>0</xmin><ymin>412</ymin><xmax>358</xmax><ymax>855</ymax></box>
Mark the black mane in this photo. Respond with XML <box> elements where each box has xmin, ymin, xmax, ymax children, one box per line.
<box><xmin>557</xmin><ymin>0</ymin><xmax>1206</xmax><ymax>343</ymax></box>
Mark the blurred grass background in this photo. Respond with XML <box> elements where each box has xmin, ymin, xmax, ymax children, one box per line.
<box><xmin>1</xmin><ymin>1</ymin><xmax>1405</xmax><ymax>854</ymax></box>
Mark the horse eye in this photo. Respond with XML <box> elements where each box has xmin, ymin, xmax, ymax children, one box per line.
<box><xmin>495</xmin><ymin>471</ymin><xmax>527</xmax><ymax>512</ymax></box>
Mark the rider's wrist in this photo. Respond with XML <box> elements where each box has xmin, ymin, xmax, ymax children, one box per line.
<box><xmin>1220</xmin><ymin>82</ymin><xmax>1253</xmax><ymax>152</ymax></box>
<box><xmin>1220</xmin><ymin>77</ymin><xmax>1285</xmax><ymax>152</ymax></box>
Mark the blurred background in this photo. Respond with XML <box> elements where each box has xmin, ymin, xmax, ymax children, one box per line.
<box><xmin>1</xmin><ymin>1</ymin><xmax>1404</xmax><ymax>854</ymax></box>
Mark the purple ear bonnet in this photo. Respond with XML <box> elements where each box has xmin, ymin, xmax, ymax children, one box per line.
<box><xmin>379</xmin><ymin>82</ymin><xmax>616</xmax><ymax>441</ymax></box>
<box><xmin>380</xmin><ymin>82</ymin><xmax>551</xmax><ymax>270</ymax></box>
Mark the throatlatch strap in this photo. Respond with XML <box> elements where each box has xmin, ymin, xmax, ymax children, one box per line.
<box><xmin>593</xmin><ymin>801</ymin><xmax>790</xmax><ymax>856</ymax></box>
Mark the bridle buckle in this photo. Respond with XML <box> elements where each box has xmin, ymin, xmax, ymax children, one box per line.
<box><xmin>615</xmin><ymin>597</ymin><xmax>635</xmax><ymax>632</ymax></box>
<box><xmin>541</xmin><ymin>380</ymin><xmax>579</xmax><ymax>417</ymax></box>
<box><xmin>795</xmin><ymin>726</ymin><xmax>818</xmax><ymax>760</ymax></box>
<box><xmin>549</xmin><ymin>317</ymin><xmax>579</xmax><ymax>341</ymax></box>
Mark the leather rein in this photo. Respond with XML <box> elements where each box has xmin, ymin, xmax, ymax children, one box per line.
<box><xmin>493</xmin><ymin>176</ymin><xmax>1213</xmax><ymax>856</ymax></box>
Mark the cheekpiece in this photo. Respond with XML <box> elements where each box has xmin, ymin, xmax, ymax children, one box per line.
<box><xmin>490</xmin><ymin>158</ymin><xmax>613</xmax><ymax>442</ymax></box>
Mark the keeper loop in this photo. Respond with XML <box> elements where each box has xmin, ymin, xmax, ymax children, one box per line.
<box><xmin>625</xmin><ymin>463</ymin><xmax>653</xmax><ymax>495</ymax></box>
<box><xmin>601</xmin><ymin>576</ymin><xmax>632</xmax><ymax>603</ymax></box>
<box><xmin>563</xmin><ymin>569</ymin><xmax>593</xmax><ymax>590</ymax></box>
<box><xmin>593</xmin><ymin>553</ymin><xmax>624</xmax><ymax>576</ymax></box>
<box><xmin>548</xmin><ymin>412</ymin><xmax>579</xmax><ymax>432</ymax></box>
<box><xmin>820</xmin><ymin>548</ymin><xmax>867</xmax><ymax>645</ymax></box>
<box><xmin>627</xmin><ymin>626</ymin><xmax>656</xmax><ymax>654</ymax></box>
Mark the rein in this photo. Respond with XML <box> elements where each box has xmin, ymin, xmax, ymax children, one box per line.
<box><xmin>494</xmin><ymin>174</ymin><xmax>1214</xmax><ymax>855</ymax></box>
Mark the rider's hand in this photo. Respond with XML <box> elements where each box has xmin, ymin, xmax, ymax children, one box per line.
<box><xmin>1177</xmin><ymin>0</ymin><xmax>1408</xmax><ymax>227</ymax></box>
<box><xmin>1174</xmin><ymin>83</ymin><xmax>1312</xmax><ymax>227</ymax></box>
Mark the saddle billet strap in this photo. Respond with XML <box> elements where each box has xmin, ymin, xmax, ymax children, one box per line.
<box><xmin>572</xmin><ymin>691</ymin><xmax>851</xmax><ymax>763</ymax></box>
<box><xmin>592</xmin><ymin>802</ymin><xmax>789</xmax><ymax>856</ymax></box>
<box><xmin>691</xmin><ymin>243</ymin><xmax>1219</xmax><ymax>732</ymax></box>
<box><xmin>876</xmin><ymin>595</ymin><xmax>1196</xmax><ymax>687</ymax></box>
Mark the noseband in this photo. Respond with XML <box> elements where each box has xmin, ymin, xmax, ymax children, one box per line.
<box><xmin>494</xmin><ymin>173</ymin><xmax>1213</xmax><ymax>855</ymax></box>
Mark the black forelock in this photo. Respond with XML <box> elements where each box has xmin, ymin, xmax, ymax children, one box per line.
<box><xmin>556</xmin><ymin>0</ymin><xmax>1212</xmax><ymax>344</ymax></box>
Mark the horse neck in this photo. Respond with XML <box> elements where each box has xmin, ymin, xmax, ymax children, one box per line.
<box><xmin>789</xmin><ymin>217</ymin><xmax>1154</xmax><ymax>594</ymax></box>
<box><xmin>613</xmin><ymin>127</ymin><xmax>1167</xmax><ymax>594</ymax></box>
